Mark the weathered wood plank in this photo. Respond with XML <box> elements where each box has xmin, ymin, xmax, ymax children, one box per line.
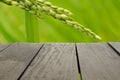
<box><xmin>0</xmin><ymin>44</ymin><xmax>11</xmax><ymax>52</ymax></box>
<box><xmin>77</xmin><ymin>43</ymin><xmax>120</xmax><ymax>80</ymax></box>
<box><xmin>0</xmin><ymin>43</ymin><xmax>43</xmax><ymax>80</ymax></box>
<box><xmin>21</xmin><ymin>43</ymin><xmax>79</xmax><ymax>80</ymax></box>
<box><xmin>108</xmin><ymin>42</ymin><xmax>120</xmax><ymax>55</ymax></box>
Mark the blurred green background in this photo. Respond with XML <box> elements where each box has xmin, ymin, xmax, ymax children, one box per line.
<box><xmin>0</xmin><ymin>0</ymin><xmax>120</xmax><ymax>43</ymax></box>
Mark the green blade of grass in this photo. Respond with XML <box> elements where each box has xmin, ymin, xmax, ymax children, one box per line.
<box><xmin>25</xmin><ymin>0</ymin><xmax>39</xmax><ymax>42</ymax></box>
<box><xmin>78</xmin><ymin>73</ymin><xmax>82</xmax><ymax>80</ymax></box>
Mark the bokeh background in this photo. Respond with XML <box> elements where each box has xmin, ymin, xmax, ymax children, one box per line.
<box><xmin>0</xmin><ymin>0</ymin><xmax>120</xmax><ymax>43</ymax></box>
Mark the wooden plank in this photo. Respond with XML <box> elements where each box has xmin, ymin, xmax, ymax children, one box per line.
<box><xmin>21</xmin><ymin>43</ymin><xmax>79</xmax><ymax>80</ymax></box>
<box><xmin>0</xmin><ymin>43</ymin><xmax>43</xmax><ymax>80</ymax></box>
<box><xmin>77</xmin><ymin>43</ymin><xmax>120</xmax><ymax>80</ymax></box>
<box><xmin>108</xmin><ymin>42</ymin><xmax>120</xmax><ymax>55</ymax></box>
<box><xmin>0</xmin><ymin>44</ymin><xmax>11</xmax><ymax>52</ymax></box>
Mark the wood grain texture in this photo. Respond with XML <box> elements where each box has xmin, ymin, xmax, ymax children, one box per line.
<box><xmin>0</xmin><ymin>43</ymin><xmax>43</xmax><ymax>80</ymax></box>
<box><xmin>77</xmin><ymin>43</ymin><xmax>120</xmax><ymax>80</ymax></box>
<box><xmin>0</xmin><ymin>44</ymin><xmax>11</xmax><ymax>52</ymax></box>
<box><xmin>109</xmin><ymin>42</ymin><xmax>120</xmax><ymax>55</ymax></box>
<box><xmin>21</xmin><ymin>43</ymin><xmax>79</xmax><ymax>80</ymax></box>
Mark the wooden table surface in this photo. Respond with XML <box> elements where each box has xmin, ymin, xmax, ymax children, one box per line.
<box><xmin>0</xmin><ymin>42</ymin><xmax>120</xmax><ymax>80</ymax></box>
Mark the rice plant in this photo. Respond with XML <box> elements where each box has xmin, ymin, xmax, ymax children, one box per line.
<box><xmin>0</xmin><ymin>0</ymin><xmax>102</xmax><ymax>43</ymax></box>
<box><xmin>0</xmin><ymin>0</ymin><xmax>120</xmax><ymax>42</ymax></box>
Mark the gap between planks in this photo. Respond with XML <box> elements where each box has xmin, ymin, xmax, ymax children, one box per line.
<box><xmin>108</xmin><ymin>42</ymin><xmax>120</xmax><ymax>56</ymax></box>
<box><xmin>0</xmin><ymin>44</ymin><xmax>13</xmax><ymax>52</ymax></box>
<box><xmin>75</xmin><ymin>43</ymin><xmax>83</xmax><ymax>80</ymax></box>
<box><xmin>18</xmin><ymin>44</ymin><xmax>44</xmax><ymax>80</ymax></box>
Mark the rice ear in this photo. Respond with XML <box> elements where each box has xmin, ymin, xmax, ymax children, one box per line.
<box><xmin>1</xmin><ymin>0</ymin><xmax>101</xmax><ymax>40</ymax></box>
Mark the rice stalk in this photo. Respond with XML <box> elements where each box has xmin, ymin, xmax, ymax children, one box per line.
<box><xmin>25</xmin><ymin>0</ymin><xmax>39</xmax><ymax>42</ymax></box>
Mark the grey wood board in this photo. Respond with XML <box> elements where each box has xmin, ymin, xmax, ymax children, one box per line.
<box><xmin>0</xmin><ymin>44</ymin><xmax>11</xmax><ymax>52</ymax></box>
<box><xmin>109</xmin><ymin>42</ymin><xmax>120</xmax><ymax>55</ymax></box>
<box><xmin>77</xmin><ymin>43</ymin><xmax>120</xmax><ymax>80</ymax></box>
<box><xmin>21</xmin><ymin>43</ymin><xmax>79</xmax><ymax>80</ymax></box>
<box><xmin>0</xmin><ymin>43</ymin><xmax>43</xmax><ymax>80</ymax></box>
